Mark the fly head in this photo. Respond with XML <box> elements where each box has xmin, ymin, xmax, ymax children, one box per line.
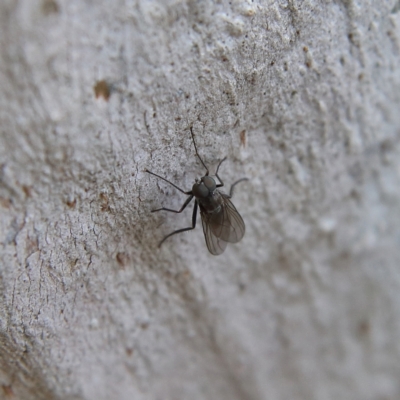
<box><xmin>192</xmin><ymin>176</ymin><xmax>217</xmax><ymax>199</ymax></box>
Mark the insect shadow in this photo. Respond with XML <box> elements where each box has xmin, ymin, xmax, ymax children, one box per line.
<box><xmin>145</xmin><ymin>127</ymin><xmax>248</xmax><ymax>255</ymax></box>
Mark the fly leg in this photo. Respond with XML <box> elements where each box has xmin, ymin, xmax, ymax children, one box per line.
<box><xmin>151</xmin><ymin>195</ymin><xmax>194</xmax><ymax>213</ymax></box>
<box><xmin>215</xmin><ymin>157</ymin><xmax>248</xmax><ymax>195</ymax></box>
<box><xmin>227</xmin><ymin>178</ymin><xmax>248</xmax><ymax>198</ymax></box>
<box><xmin>215</xmin><ymin>157</ymin><xmax>227</xmax><ymax>188</ymax></box>
<box><xmin>158</xmin><ymin>201</ymin><xmax>198</xmax><ymax>247</ymax></box>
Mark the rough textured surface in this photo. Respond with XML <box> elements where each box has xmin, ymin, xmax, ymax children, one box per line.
<box><xmin>1</xmin><ymin>0</ymin><xmax>400</xmax><ymax>399</ymax></box>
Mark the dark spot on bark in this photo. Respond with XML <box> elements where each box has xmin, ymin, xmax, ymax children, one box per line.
<box><xmin>22</xmin><ymin>185</ymin><xmax>32</xmax><ymax>197</ymax></box>
<box><xmin>99</xmin><ymin>193</ymin><xmax>110</xmax><ymax>212</ymax></box>
<box><xmin>126</xmin><ymin>348</ymin><xmax>134</xmax><ymax>356</ymax></box>
<box><xmin>303</xmin><ymin>46</ymin><xmax>308</xmax><ymax>53</ymax></box>
<box><xmin>240</xmin><ymin>130</ymin><xmax>246</xmax><ymax>147</ymax></box>
<box><xmin>42</xmin><ymin>0</ymin><xmax>59</xmax><ymax>15</ymax></box>
<box><xmin>116</xmin><ymin>252</ymin><xmax>129</xmax><ymax>267</ymax></box>
<box><xmin>380</xmin><ymin>138</ymin><xmax>393</xmax><ymax>153</ymax></box>
<box><xmin>349</xmin><ymin>189</ymin><xmax>361</xmax><ymax>203</ymax></box>
<box><xmin>94</xmin><ymin>80</ymin><xmax>111</xmax><ymax>100</ymax></box>
<box><xmin>26</xmin><ymin>236</ymin><xmax>39</xmax><ymax>255</ymax></box>
<box><xmin>357</xmin><ymin>320</ymin><xmax>370</xmax><ymax>338</ymax></box>
<box><xmin>0</xmin><ymin>197</ymin><xmax>11</xmax><ymax>208</ymax></box>
<box><xmin>348</xmin><ymin>32</ymin><xmax>360</xmax><ymax>47</ymax></box>
<box><xmin>66</xmin><ymin>198</ymin><xmax>76</xmax><ymax>208</ymax></box>
<box><xmin>2</xmin><ymin>385</ymin><xmax>13</xmax><ymax>397</ymax></box>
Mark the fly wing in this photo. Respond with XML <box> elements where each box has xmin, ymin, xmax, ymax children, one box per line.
<box><xmin>211</xmin><ymin>194</ymin><xmax>245</xmax><ymax>243</ymax></box>
<box><xmin>200</xmin><ymin>193</ymin><xmax>245</xmax><ymax>255</ymax></box>
<box><xmin>200</xmin><ymin>210</ymin><xmax>228</xmax><ymax>256</ymax></box>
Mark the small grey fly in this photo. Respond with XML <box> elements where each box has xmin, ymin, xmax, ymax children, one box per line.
<box><xmin>145</xmin><ymin>127</ymin><xmax>247</xmax><ymax>255</ymax></box>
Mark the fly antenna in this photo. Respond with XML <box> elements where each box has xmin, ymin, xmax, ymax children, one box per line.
<box><xmin>189</xmin><ymin>126</ymin><xmax>209</xmax><ymax>175</ymax></box>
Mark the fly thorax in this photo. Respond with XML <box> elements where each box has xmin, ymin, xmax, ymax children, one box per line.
<box><xmin>211</xmin><ymin>205</ymin><xmax>222</xmax><ymax>214</ymax></box>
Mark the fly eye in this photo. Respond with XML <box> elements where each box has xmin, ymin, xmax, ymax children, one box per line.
<box><xmin>202</xmin><ymin>176</ymin><xmax>216</xmax><ymax>191</ymax></box>
<box><xmin>192</xmin><ymin>183</ymin><xmax>209</xmax><ymax>198</ymax></box>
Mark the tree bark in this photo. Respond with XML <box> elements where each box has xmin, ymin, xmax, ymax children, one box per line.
<box><xmin>1</xmin><ymin>1</ymin><xmax>400</xmax><ymax>399</ymax></box>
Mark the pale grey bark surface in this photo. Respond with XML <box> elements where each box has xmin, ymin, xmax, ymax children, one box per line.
<box><xmin>1</xmin><ymin>0</ymin><xmax>400</xmax><ymax>399</ymax></box>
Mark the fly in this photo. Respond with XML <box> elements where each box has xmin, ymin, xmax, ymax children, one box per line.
<box><xmin>145</xmin><ymin>127</ymin><xmax>247</xmax><ymax>255</ymax></box>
